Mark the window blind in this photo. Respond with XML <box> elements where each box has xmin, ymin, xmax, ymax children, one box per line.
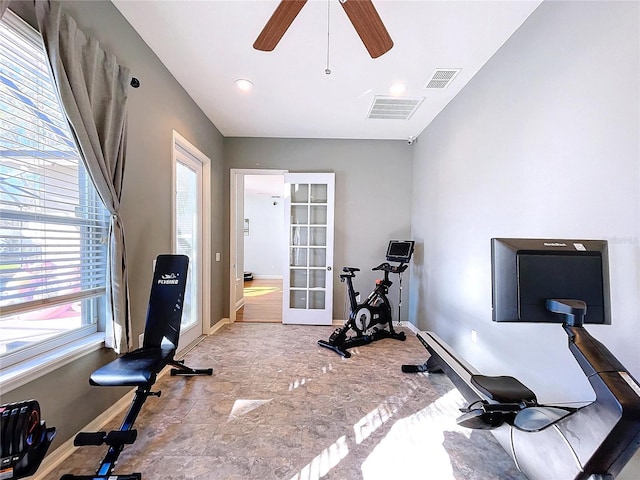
<box><xmin>0</xmin><ymin>11</ymin><xmax>108</xmax><ymax>316</ymax></box>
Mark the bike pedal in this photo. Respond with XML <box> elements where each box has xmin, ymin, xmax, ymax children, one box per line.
<box><xmin>328</xmin><ymin>330</ymin><xmax>341</xmax><ymax>342</ymax></box>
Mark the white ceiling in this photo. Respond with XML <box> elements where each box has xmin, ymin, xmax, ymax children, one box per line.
<box><xmin>113</xmin><ymin>0</ymin><xmax>542</xmax><ymax>140</ymax></box>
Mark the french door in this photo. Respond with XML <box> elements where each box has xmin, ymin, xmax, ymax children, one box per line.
<box><xmin>282</xmin><ymin>173</ymin><xmax>335</xmax><ymax>325</ymax></box>
<box><xmin>173</xmin><ymin>132</ymin><xmax>210</xmax><ymax>350</ymax></box>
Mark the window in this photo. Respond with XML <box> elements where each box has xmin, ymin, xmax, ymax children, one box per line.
<box><xmin>0</xmin><ymin>11</ymin><xmax>108</xmax><ymax>370</ymax></box>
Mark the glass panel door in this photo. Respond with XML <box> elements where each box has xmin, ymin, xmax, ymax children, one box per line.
<box><xmin>283</xmin><ymin>173</ymin><xmax>334</xmax><ymax>325</ymax></box>
<box><xmin>174</xmin><ymin>144</ymin><xmax>203</xmax><ymax>348</ymax></box>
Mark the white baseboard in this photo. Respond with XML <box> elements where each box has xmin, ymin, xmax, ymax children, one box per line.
<box><xmin>209</xmin><ymin>318</ymin><xmax>230</xmax><ymax>335</ymax></box>
<box><xmin>235</xmin><ymin>298</ymin><xmax>245</xmax><ymax>311</ymax></box>
<box><xmin>403</xmin><ymin>321</ymin><xmax>420</xmax><ymax>334</ymax></box>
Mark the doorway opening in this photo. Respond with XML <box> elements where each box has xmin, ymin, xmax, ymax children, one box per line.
<box><xmin>230</xmin><ymin>170</ymin><xmax>336</xmax><ymax>326</ymax></box>
<box><xmin>230</xmin><ymin>170</ymin><xmax>286</xmax><ymax>323</ymax></box>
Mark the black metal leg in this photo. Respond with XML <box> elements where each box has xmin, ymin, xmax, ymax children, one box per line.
<box><xmin>169</xmin><ymin>360</ymin><xmax>213</xmax><ymax>376</ymax></box>
<box><xmin>401</xmin><ymin>362</ymin><xmax>429</xmax><ymax>373</ymax></box>
<box><xmin>317</xmin><ymin>339</ymin><xmax>352</xmax><ymax>358</ymax></box>
<box><xmin>401</xmin><ymin>356</ymin><xmax>443</xmax><ymax>374</ymax></box>
<box><xmin>94</xmin><ymin>387</ymin><xmax>149</xmax><ymax>477</ymax></box>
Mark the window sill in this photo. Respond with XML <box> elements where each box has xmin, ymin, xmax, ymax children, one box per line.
<box><xmin>0</xmin><ymin>333</ymin><xmax>105</xmax><ymax>393</ymax></box>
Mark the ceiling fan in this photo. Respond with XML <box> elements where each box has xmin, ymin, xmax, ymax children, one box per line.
<box><xmin>253</xmin><ymin>0</ymin><xmax>393</xmax><ymax>59</ymax></box>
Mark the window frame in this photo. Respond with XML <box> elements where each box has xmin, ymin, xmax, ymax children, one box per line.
<box><xmin>0</xmin><ymin>9</ymin><xmax>107</xmax><ymax>389</ymax></box>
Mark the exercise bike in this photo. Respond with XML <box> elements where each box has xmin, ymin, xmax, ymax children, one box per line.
<box><xmin>403</xmin><ymin>238</ymin><xmax>640</xmax><ymax>479</ymax></box>
<box><xmin>318</xmin><ymin>240</ymin><xmax>414</xmax><ymax>358</ymax></box>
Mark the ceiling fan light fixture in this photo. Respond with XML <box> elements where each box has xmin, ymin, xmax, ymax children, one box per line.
<box><xmin>389</xmin><ymin>83</ymin><xmax>406</xmax><ymax>96</ymax></box>
<box><xmin>235</xmin><ymin>79</ymin><xmax>254</xmax><ymax>92</ymax></box>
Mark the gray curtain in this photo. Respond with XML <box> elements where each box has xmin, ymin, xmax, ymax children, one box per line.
<box><xmin>35</xmin><ymin>0</ymin><xmax>132</xmax><ymax>353</ymax></box>
<box><xmin>0</xmin><ymin>0</ymin><xmax>10</xmax><ymax>18</ymax></box>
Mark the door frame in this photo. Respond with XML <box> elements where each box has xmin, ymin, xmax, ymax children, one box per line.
<box><xmin>229</xmin><ymin>169</ymin><xmax>287</xmax><ymax>323</ymax></box>
<box><xmin>172</xmin><ymin>130</ymin><xmax>211</xmax><ymax>350</ymax></box>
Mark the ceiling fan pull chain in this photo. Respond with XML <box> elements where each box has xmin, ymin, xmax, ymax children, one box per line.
<box><xmin>325</xmin><ymin>0</ymin><xmax>331</xmax><ymax>75</ymax></box>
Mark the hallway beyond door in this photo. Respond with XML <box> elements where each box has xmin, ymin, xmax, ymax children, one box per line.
<box><xmin>236</xmin><ymin>278</ymin><xmax>282</xmax><ymax>323</ymax></box>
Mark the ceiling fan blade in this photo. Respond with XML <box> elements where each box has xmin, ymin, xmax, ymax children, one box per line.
<box><xmin>339</xmin><ymin>0</ymin><xmax>393</xmax><ymax>58</ymax></box>
<box><xmin>253</xmin><ymin>0</ymin><xmax>308</xmax><ymax>51</ymax></box>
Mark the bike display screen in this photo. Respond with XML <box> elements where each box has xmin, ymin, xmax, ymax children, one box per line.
<box><xmin>386</xmin><ymin>240</ymin><xmax>414</xmax><ymax>263</ymax></box>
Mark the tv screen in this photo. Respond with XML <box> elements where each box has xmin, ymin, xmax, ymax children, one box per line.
<box><xmin>386</xmin><ymin>240</ymin><xmax>415</xmax><ymax>264</ymax></box>
<box><xmin>491</xmin><ymin>238</ymin><xmax>610</xmax><ymax>324</ymax></box>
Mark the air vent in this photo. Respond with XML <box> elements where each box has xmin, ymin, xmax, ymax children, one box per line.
<box><xmin>367</xmin><ymin>96</ymin><xmax>425</xmax><ymax>120</ymax></box>
<box><xmin>425</xmin><ymin>68</ymin><xmax>461</xmax><ymax>89</ymax></box>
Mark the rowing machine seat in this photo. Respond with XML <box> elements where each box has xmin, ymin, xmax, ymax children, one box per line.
<box><xmin>471</xmin><ymin>375</ymin><xmax>537</xmax><ymax>403</ymax></box>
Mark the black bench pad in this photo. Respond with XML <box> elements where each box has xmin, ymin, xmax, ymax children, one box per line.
<box><xmin>471</xmin><ymin>375</ymin><xmax>537</xmax><ymax>403</ymax></box>
<box><xmin>90</xmin><ymin>348</ymin><xmax>174</xmax><ymax>387</ymax></box>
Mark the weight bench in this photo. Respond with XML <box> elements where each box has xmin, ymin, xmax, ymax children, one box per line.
<box><xmin>0</xmin><ymin>399</ymin><xmax>55</xmax><ymax>479</ymax></box>
<box><xmin>62</xmin><ymin>254</ymin><xmax>212</xmax><ymax>480</ymax></box>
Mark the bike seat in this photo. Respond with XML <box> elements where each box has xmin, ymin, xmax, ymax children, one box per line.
<box><xmin>340</xmin><ymin>267</ymin><xmax>358</xmax><ymax>280</ymax></box>
<box><xmin>471</xmin><ymin>375</ymin><xmax>537</xmax><ymax>403</ymax></box>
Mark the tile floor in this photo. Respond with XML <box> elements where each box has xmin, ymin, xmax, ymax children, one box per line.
<box><xmin>49</xmin><ymin>323</ymin><xmax>526</xmax><ymax>480</ymax></box>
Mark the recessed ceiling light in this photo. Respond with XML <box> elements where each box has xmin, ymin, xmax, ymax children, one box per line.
<box><xmin>389</xmin><ymin>83</ymin><xmax>406</xmax><ymax>96</ymax></box>
<box><xmin>235</xmin><ymin>79</ymin><xmax>254</xmax><ymax>91</ymax></box>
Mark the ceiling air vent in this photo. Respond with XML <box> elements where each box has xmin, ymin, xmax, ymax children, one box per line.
<box><xmin>425</xmin><ymin>68</ymin><xmax>461</xmax><ymax>89</ymax></box>
<box><xmin>367</xmin><ymin>96</ymin><xmax>424</xmax><ymax>120</ymax></box>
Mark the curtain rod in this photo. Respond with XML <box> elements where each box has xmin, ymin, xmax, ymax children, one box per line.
<box><xmin>130</xmin><ymin>77</ymin><xmax>140</xmax><ymax>88</ymax></box>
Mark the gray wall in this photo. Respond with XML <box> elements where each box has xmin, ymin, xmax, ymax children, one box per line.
<box><xmin>224</xmin><ymin>138</ymin><xmax>414</xmax><ymax>321</ymax></box>
<box><xmin>4</xmin><ymin>0</ymin><xmax>225</xmax><ymax>449</ymax></box>
<box><xmin>410</xmin><ymin>0</ymin><xmax>639</xmax><ymax>404</ymax></box>
<box><xmin>244</xmin><ymin>187</ymin><xmax>285</xmax><ymax>277</ymax></box>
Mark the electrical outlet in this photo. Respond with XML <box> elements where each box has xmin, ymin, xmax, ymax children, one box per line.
<box><xmin>216</xmin><ymin>252</ymin><xmax>221</xmax><ymax>262</ymax></box>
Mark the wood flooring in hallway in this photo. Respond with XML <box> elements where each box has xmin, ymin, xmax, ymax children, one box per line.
<box><xmin>235</xmin><ymin>278</ymin><xmax>282</xmax><ymax>323</ymax></box>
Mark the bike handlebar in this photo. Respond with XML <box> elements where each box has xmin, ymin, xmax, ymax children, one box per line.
<box><xmin>372</xmin><ymin>262</ymin><xmax>408</xmax><ymax>274</ymax></box>
<box><xmin>340</xmin><ymin>263</ymin><xmax>407</xmax><ymax>280</ymax></box>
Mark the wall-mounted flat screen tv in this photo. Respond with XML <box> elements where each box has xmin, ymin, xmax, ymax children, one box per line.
<box><xmin>491</xmin><ymin>238</ymin><xmax>610</xmax><ymax>324</ymax></box>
